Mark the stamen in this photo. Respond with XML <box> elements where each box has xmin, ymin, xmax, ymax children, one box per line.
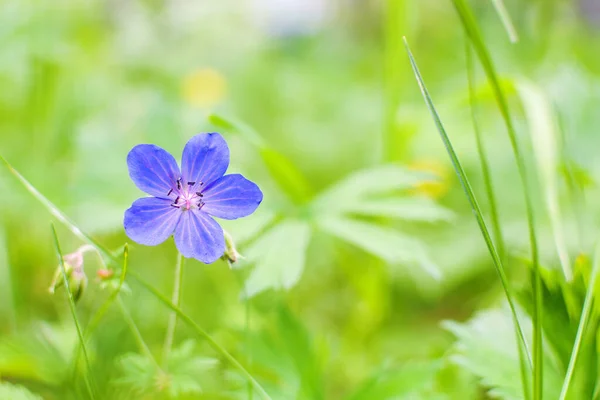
<box><xmin>187</xmin><ymin>181</ymin><xmax>195</xmax><ymax>186</ymax></box>
<box><xmin>195</xmin><ymin>192</ymin><xmax>203</xmax><ymax>197</ymax></box>
<box><xmin>167</xmin><ymin>188</ymin><xmax>173</xmax><ymax>196</ymax></box>
<box><xmin>176</xmin><ymin>178</ymin><xmax>181</xmax><ymax>190</ymax></box>
<box><xmin>174</xmin><ymin>196</ymin><xmax>180</xmax><ymax>204</ymax></box>
<box><xmin>170</xmin><ymin>204</ymin><xmax>179</xmax><ymax>208</ymax></box>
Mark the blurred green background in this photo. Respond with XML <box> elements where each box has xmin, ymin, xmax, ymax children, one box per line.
<box><xmin>2</xmin><ymin>0</ymin><xmax>600</xmax><ymax>399</ymax></box>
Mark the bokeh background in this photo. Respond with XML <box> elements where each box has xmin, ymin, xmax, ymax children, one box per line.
<box><xmin>2</xmin><ymin>0</ymin><xmax>600</xmax><ymax>399</ymax></box>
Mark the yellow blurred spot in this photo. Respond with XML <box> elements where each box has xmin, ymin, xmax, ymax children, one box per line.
<box><xmin>181</xmin><ymin>68</ymin><xmax>227</xmax><ymax>108</ymax></box>
<box><xmin>408</xmin><ymin>160</ymin><xmax>450</xmax><ymax>199</ymax></box>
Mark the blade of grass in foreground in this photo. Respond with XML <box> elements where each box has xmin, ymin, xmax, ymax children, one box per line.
<box><xmin>558</xmin><ymin>240</ymin><xmax>600</xmax><ymax>400</ymax></box>
<box><xmin>449</xmin><ymin>2</ymin><xmax>543</xmax><ymax>397</ymax></box>
<box><xmin>466</xmin><ymin>41</ymin><xmax>531</xmax><ymax>400</ymax></box>
<box><xmin>51</xmin><ymin>224</ymin><xmax>97</xmax><ymax>400</ymax></box>
<box><xmin>0</xmin><ymin>155</ymin><xmax>272</xmax><ymax>400</ymax></box>
<box><xmin>403</xmin><ymin>37</ymin><xmax>532</xmax><ymax>372</ymax></box>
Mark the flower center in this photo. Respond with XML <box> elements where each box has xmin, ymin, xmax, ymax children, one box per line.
<box><xmin>168</xmin><ymin>178</ymin><xmax>204</xmax><ymax>211</ymax></box>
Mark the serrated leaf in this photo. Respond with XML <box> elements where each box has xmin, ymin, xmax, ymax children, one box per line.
<box><xmin>243</xmin><ymin>220</ymin><xmax>311</xmax><ymax>297</ymax></box>
<box><xmin>443</xmin><ymin>310</ymin><xmax>562</xmax><ymax>400</ymax></box>
<box><xmin>0</xmin><ymin>383</ymin><xmax>42</xmax><ymax>400</ymax></box>
<box><xmin>318</xmin><ymin>216</ymin><xmax>441</xmax><ymax>280</ymax></box>
<box><xmin>116</xmin><ymin>340</ymin><xmax>217</xmax><ymax>399</ymax></box>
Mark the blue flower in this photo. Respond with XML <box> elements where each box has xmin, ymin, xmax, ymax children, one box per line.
<box><xmin>124</xmin><ymin>133</ymin><xmax>263</xmax><ymax>264</ymax></box>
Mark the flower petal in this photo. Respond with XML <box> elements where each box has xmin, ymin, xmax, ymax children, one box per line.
<box><xmin>202</xmin><ymin>174</ymin><xmax>263</xmax><ymax>220</ymax></box>
<box><xmin>174</xmin><ymin>210</ymin><xmax>225</xmax><ymax>263</ymax></box>
<box><xmin>124</xmin><ymin>197</ymin><xmax>181</xmax><ymax>245</ymax></box>
<box><xmin>127</xmin><ymin>144</ymin><xmax>180</xmax><ymax>198</ymax></box>
<box><xmin>181</xmin><ymin>133</ymin><xmax>229</xmax><ymax>187</ymax></box>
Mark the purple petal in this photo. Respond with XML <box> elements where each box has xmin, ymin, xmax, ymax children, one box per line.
<box><xmin>202</xmin><ymin>174</ymin><xmax>263</xmax><ymax>220</ymax></box>
<box><xmin>174</xmin><ymin>210</ymin><xmax>225</xmax><ymax>263</ymax></box>
<box><xmin>124</xmin><ymin>197</ymin><xmax>181</xmax><ymax>245</ymax></box>
<box><xmin>181</xmin><ymin>133</ymin><xmax>229</xmax><ymax>188</ymax></box>
<box><xmin>127</xmin><ymin>144</ymin><xmax>181</xmax><ymax>198</ymax></box>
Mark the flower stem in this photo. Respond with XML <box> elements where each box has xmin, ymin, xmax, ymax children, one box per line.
<box><xmin>162</xmin><ymin>252</ymin><xmax>185</xmax><ymax>368</ymax></box>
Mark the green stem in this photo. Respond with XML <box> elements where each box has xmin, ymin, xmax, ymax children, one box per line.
<box><xmin>162</xmin><ymin>252</ymin><xmax>185</xmax><ymax>368</ymax></box>
<box><xmin>51</xmin><ymin>225</ymin><xmax>97</xmax><ymax>400</ymax></box>
<box><xmin>558</xmin><ymin>242</ymin><xmax>600</xmax><ymax>400</ymax></box>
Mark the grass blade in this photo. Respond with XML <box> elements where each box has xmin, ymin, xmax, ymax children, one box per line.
<box><xmin>466</xmin><ymin>40</ymin><xmax>531</xmax><ymax>400</ymax></box>
<box><xmin>558</xmin><ymin>241</ymin><xmax>600</xmax><ymax>400</ymax></box>
<box><xmin>490</xmin><ymin>0</ymin><xmax>519</xmax><ymax>43</ymax></box>
<box><xmin>403</xmin><ymin>37</ymin><xmax>532</xmax><ymax>371</ymax></box>
<box><xmin>449</xmin><ymin>1</ymin><xmax>543</xmax><ymax>397</ymax></box>
<box><xmin>51</xmin><ymin>224</ymin><xmax>97</xmax><ymax>400</ymax></box>
<box><xmin>465</xmin><ymin>41</ymin><xmax>505</xmax><ymax>264</ymax></box>
<box><xmin>0</xmin><ymin>154</ymin><xmax>113</xmax><ymax>263</ymax></box>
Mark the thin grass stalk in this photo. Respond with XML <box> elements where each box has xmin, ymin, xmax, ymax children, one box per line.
<box><xmin>51</xmin><ymin>225</ymin><xmax>97</xmax><ymax>400</ymax></box>
<box><xmin>162</xmin><ymin>252</ymin><xmax>185</xmax><ymax>368</ymax></box>
<box><xmin>449</xmin><ymin>2</ymin><xmax>543</xmax><ymax>397</ymax></box>
<box><xmin>558</xmin><ymin>240</ymin><xmax>600</xmax><ymax>400</ymax></box>
<box><xmin>466</xmin><ymin>40</ymin><xmax>531</xmax><ymax>400</ymax></box>
<box><xmin>403</xmin><ymin>37</ymin><xmax>532</xmax><ymax>371</ymax></box>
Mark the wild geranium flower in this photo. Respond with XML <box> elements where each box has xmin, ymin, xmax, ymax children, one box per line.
<box><xmin>124</xmin><ymin>133</ymin><xmax>262</xmax><ymax>264</ymax></box>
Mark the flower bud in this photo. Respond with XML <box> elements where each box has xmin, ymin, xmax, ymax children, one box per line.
<box><xmin>221</xmin><ymin>230</ymin><xmax>242</xmax><ymax>266</ymax></box>
<box><xmin>48</xmin><ymin>245</ymin><xmax>93</xmax><ymax>302</ymax></box>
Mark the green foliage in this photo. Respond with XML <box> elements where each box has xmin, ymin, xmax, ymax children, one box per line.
<box><xmin>2</xmin><ymin>1</ymin><xmax>600</xmax><ymax>399</ymax></box>
<box><xmin>444</xmin><ymin>309</ymin><xmax>562</xmax><ymax>400</ymax></box>
<box><xmin>0</xmin><ymin>383</ymin><xmax>43</xmax><ymax>400</ymax></box>
<box><xmin>116</xmin><ymin>340</ymin><xmax>217</xmax><ymax>399</ymax></box>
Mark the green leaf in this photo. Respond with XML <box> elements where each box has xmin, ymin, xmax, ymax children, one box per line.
<box><xmin>0</xmin><ymin>383</ymin><xmax>42</xmax><ymax>400</ymax></box>
<box><xmin>341</xmin><ymin>197</ymin><xmax>453</xmax><ymax>222</ymax></box>
<box><xmin>312</xmin><ymin>164</ymin><xmax>434</xmax><ymax>212</ymax></box>
<box><xmin>318</xmin><ymin>216</ymin><xmax>441</xmax><ymax>280</ymax></box>
<box><xmin>260</xmin><ymin>147</ymin><xmax>313</xmax><ymax>203</ymax></box>
<box><xmin>208</xmin><ymin>112</ymin><xmax>266</xmax><ymax>149</ymax></box>
<box><xmin>444</xmin><ymin>310</ymin><xmax>562</xmax><ymax>400</ymax></box>
<box><xmin>243</xmin><ymin>220</ymin><xmax>312</xmax><ymax>297</ymax></box>
<box><xmin>208</xmin><ymin>113</ymin><xmax>313</xmax><ymax>203</ymax></box>
<box><xmin>116</xmin><ymin>340</ymin><xmax>217</xmax><ymax>398</ymax></box>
